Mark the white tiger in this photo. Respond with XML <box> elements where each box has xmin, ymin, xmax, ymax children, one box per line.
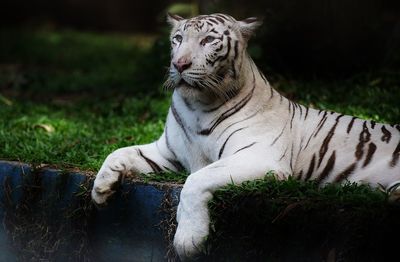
<box><xmin>91</xmin><ymin>13</ymin><xmax>400</xmax><ymax>260</ymax></box>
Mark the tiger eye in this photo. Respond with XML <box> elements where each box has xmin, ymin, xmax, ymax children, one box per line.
<box><xmin>205</xmin><ymin>36</ymin><xmax>215</xmax><ymax>43</ymax></box>
<box><xmin>201</xmin><ymin>36</ymin><xmax>215</xmax><ymax>45</ymax></box>
<box><xmin>174</xmin><ymin>35</ymin><xmax>183</xmax><ymax>43</ymax></box>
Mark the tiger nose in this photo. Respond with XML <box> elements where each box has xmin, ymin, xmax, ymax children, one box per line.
<box><xmin>173</xmin><ymin>61</ymin><xmax>192</xmax><ymax>73</ymax></box>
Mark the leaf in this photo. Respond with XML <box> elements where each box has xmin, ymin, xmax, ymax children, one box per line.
<box><xmin>34</xmin><ymin>124</ymin><xmax>55</xmax><ymax>133</ymax></box>
<box><xmin>369</xmin><ymin>78</ymin><xmax>382</xmax><ymax>86</ymax></box>
<box><xmin>0</xmin><ymin>94</ymin><xmax>13</xmax><ymax>106</ymax></box>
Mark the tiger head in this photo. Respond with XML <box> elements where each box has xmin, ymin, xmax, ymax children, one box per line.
<box><xmin>165</xmin><ymin>13</ymin><xmax>261</xmax><ymax>100</ymax></box>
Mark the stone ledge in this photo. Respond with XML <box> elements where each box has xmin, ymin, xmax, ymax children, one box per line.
<box><xmin>0</xmin><ymin>160</ymin><xmax>181</xmax><ymax>261</ymax></box>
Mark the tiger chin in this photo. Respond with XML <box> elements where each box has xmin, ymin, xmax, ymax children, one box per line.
<box><xmin>91</xmin><ymin>13</ymin><xmax>400</xmax><ymax>260</ymax></box>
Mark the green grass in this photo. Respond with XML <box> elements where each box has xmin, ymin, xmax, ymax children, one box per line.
<box><xmin>203</xmin><ymin>175</ymin><xmax>400</xmax><ymax>261</ymax></box>
<box><xmin>0</xmin><ymin>27</ymin><xmax>399</xmax><ymax>174</ymax></box>
<box><xmin>0</xmin><ymin>97</ymin><xmax>169</xmax><ymax>170</ymax></box>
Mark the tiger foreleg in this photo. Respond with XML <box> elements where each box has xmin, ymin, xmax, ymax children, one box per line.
<box><xmin>91</xmin><ymin>141</ymin><xmax>179</xmax><ymax>207</ymax></box>
<box><xmin>173</xmin><ymin>150</ymin><xmax>289</xmax><ymax>261</ymax></box>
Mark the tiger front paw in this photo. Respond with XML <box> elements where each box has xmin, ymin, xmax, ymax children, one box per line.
<box><xmin>91</xmin><ymin>155</ymin><xmax>127</xmax><ymax>207</ymax></box>
<box><xmin>91</xmin><ymin>172</ymin><xmax>121</xmax><ymax>208</ymax></box>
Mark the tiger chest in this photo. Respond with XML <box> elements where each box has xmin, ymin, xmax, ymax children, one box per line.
<box><xmin>172</xmin><ymin>131</ymin><xmax>215</xmax><ymax>172</ymax></box>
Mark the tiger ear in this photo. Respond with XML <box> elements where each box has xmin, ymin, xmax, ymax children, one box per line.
<box><xmin>238</xmin><ymin>17</ymin><xmax>263</xmax><ymax>41</ymax></box>
<box><xmin>167</xmin><ymin>12</ymin><xmax>184</xmax><ymax>27</ymax></box>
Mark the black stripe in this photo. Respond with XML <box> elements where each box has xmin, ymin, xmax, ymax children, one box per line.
<box><xmin>260</xmin><ymin>71</ymin><xmax>268</xmax><ymax>83</ymax></box>
<box><xmin>355</xmin><ymin>121</ymin><xmax>371</xmax><ymax>161</ymax></box>
<box><xmin>232</xmin><ymin>40</ymin><xmax>239</xmax><ymax>78</ymax></box>
<box><xmin>203</xmin><ymin>102</ymin><xmax>225</xmax><ymax>113</ymax></box>
<box><xmin>259</xmin><ymin>70</ymin><xmax>273</xmax><ymax>98</ymax></box>
<box><xmin>198</xmin><ymin>22</ymin><xmax>204</xmax><ymax>30</ymax></box>
<box><xmin>138</xmin><ymin>149</ymin><xmax>162</xmax><ymax>173</ymax></box>
<box><xmin>162</xmin><ymin>165</ymin><xmax>174</xmax><ymax>172</ymax></box>
<box><xmin>164</xmin><ymin>124</ymin><xmax>177</xmax><ymax>159</ymax></box>
<box><xmin>370</xmin><ymin>121</ymin><xmax>376</xmax><ymax>129</ymax></box>
<box><xmin>166</xmin><ymin>159</ymin><xmax>184</xmax><ymax>172</ymax></box>
<box><xmin>279</xmin><ymin>146</ymin><xmax>289</xmax><ymax>161</ymax></box>
<box><xmin>304</xmin><ymin>107</ymin><xmax>309</xmax><ymax>120</ymax></box>
<box><xmin>304</xmin><ymin>112</ymin><xmax>328</xmax><ymax>149</ymax></box>
<box><xmin>315</xmin><ymin>150</ymin><xmax>336</xmax><ymax>185</ymax></box>
<box><xmin>199</xmin><ymin>67</ymin><xmax>256</xmax><ymax>135</ymax></box>
<box><xmin>231</xmin><ymin>61</ymin><xmax>237</xmax><ymax>79</ymax></box>
<box><xmin>210</xmin><ymin>28</ymin><xmax>218</xmax><ymax>34</ymax></box>
<box><xmin>171</xmin><ymin>100</ymin><xmax>192</xmax><ymax>142</ymax></box>
<box><xmin>270</xmin><ymin>119</ymin><xmax>289</xmax><ymax>146</ymax></box>
<box><xmin>218</xmin><ymin>127</ymin><xmax>247</xmax><ymax>159</ymax></box>
<box><xmin>390</xmin><ymin>139</ymin><xmax>400</xmax><ymax>167</ymax></box>
<box><xmin>347</xmin><ymin>117</ymin><xmax>357</xmax><ymax>134</ymax></box>
<box><xmin>381</xmin><ymin>125</ymin><xmax>392</xmax><ymax>143</ymax></box>
<box><xmin>362</xmin><ymin>142</ymin><xmax>377</xmax><ymax>168</ymax></box>
<box><xmin>298</xmin><ymin>105</ymin><xmax>303</xmax><ymax>119</ymax></box>
<box><xmin>233</xmin><ymin>41</ymin><xmax>239</xmax><ymax>57</ymax></box>
<box><xmin>182</xmin><ymin>97</ymin><xmax>195</xmax><ymax>111</ymax></box>
<box><xmin>334</xmin><ymin>163</ymin><xmax>357</xmax><ymax>183</ymax></box>
<box><xmin>216</xmin><ymin>17</ymin><xmax>225</xmax><ymax>24</ymax></box>
<box><xmin>304</xmin><ymin>154</ymin><xmax>316</xmax><ymax>181</ymax></box>
<box><xmin>298</xmin><ymin>170</ymin><xmax>304</xmax><ymax>180</ymax></box>
<box><xmin>216</xmin><ymin>14</ymin><xmax>232</xmax><ymax>22</ymax></box>
<box><xmin>209</xmin><ymin>36</ymin><xmax>231</xmax><ymax>66</ymax></box>
<box><xmin>296</xmin><ymin>139</ymin><xmax>304</xmax><ymax>163</ymax></box>
<box><xmin>313</xmin><ymin>111</ymin><xmax>328</xmax><ymax>138</ymax></box>
<box><xmin>215</xmin><ymin>44</ymin><xmax>223</xmax><ymax>52</ymax></box>
<box><xmin>289</xmin><ymin>142</ymin><xmax>294</xmax><ymax>171</ymax></box>
<box><xmin>304</xmin><ymin>133</ymin><xmax>314</xmax><ymax>150</ymax></box>
<box><xmin>217</xmin><ymin>108</ymin><xmax>260</xmax><ymax>139</ymax></box>
<box><xmin>317</xmin><ymin>115</ymin><xmax>343</xmax><ymax>167</ymax></box>
<box><xmin>208</xmin><ymin>18</ymin><xmax>219</xmax><ymax>24</ymax></box>
<box><xmin>220</xmin><ymin>36</ymin><xmax>232</xmax><ymax>62</ymax></box>
<box><xmin>233</xmin><ymin>142</ymin><xmax>257</xmax><ymax>155</ymax></box>
<box><xmin>290</xmin><ymin>102</ymin><xmax>296</xmax><ymax>129</ymax></box>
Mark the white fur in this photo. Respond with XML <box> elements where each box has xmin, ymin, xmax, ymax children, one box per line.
<box><xmin>92</xmin><ymin>13</ymin><xmax>400</xmax><ymax>260</ymax></box>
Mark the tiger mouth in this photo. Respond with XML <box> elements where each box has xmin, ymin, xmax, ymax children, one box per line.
<box><xmin>178</xmin><ymin>79</ymin><xmax>202</xmax><ymax>90</ymax></box>
<box><xmin>179</xmin><ymin>79</ymin><xmax>192</xmax><ymax>87</ymax></box>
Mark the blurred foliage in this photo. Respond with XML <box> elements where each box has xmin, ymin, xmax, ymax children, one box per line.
<box><xmin>0</xmin><ymin>28</ymin><xmax>169</xmax><ymax>98</ymax></box>
<box><xmin>167</xmin><ymin>2</ymin><xmax>199</xmax><ymax>18</ymax></box>
<box><xmin>202</xmin><ymin>0</ymin><xmax>400</xmax><ymax>76</ymax></box>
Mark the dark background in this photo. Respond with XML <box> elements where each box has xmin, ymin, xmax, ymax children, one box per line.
<box><xmin>2</xmin><ymin>0</ymin><xmax>400</xmax><ymax>77</ymax></box>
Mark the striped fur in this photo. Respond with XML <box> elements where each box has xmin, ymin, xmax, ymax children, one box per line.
<box><xmin>92</xmin><ymin>13</ymin><xmax>400</xmax><ymax>260</ymax></box>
